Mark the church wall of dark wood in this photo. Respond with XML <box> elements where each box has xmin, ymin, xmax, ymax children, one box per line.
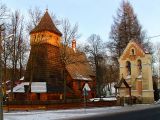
<box><xmin>24</xmin><ymin>43</ymin><xmax>63</xmax><ymax>92</ymax></box>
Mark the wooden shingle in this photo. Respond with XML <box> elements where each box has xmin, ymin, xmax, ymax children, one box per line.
<box><xmin>30</xmin><ymin>10</ymin><xmax>62</xmax><ymax>36</ymax></box>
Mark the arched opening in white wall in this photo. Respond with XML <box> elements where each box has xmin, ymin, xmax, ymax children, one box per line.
<box><xmin>137</xmin><ymin>59</ymin><xmax>142</xmax><ymax>75</ymax></box>
<box><xmin>126</xmin><ymin>61</ymin><xmax>131</xmax><ymax>75</ymax></box>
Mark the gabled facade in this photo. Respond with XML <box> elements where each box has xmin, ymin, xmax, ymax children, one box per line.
<box><xmin>118</xmin><ymin>40</ymin><xmax>154</xmax><ymax>103</ymax></box>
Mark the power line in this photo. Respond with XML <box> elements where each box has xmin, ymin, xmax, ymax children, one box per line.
<box><xmin>145</xmin><ymin>34</ymin><xmax>160</xmax><ymax>39</ymax></box>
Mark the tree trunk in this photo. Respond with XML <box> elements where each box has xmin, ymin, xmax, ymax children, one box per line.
<box><xmin>63</xmin><ymin>68</ymin><xmax>67</xmax><ymax>103</ymax></box>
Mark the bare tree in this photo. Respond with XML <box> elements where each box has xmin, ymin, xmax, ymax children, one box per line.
<box><xmin>84</xmin><ymin>34</ymin><xmax>106</xmax><ymax>97</ymax></box>
<box><xmin>154</xmin><ymin>43</ymin><xmax>160</xmax><ymax>80</ymax></box>
<box><xmin>26</xmin><ymin>7</ymin><xmax>42</xmax><ymax>33</ymax></box>
<box><xmin>0</xmin><ymin>1</ymin><xmax>10</xmax><ymax>100</ymax></box>
<box><xmin>0</xmin><ymin>1</ymin><xmax>7</xmax><ymax>18</ymax></box>
<box><xmin>6</xmin><ymin>10</ymin><xmax>28</xmax><ymax>100</ymax></box>
<box><xmin>0</xmin><ymin>1</ymin><xmax>8</xmax><ymax>119</ymax></box>
<box><xmin>60</xmin><ymin>18</ymin><xmax>81</xmax><ymax>102</ymax></box>
<box><xmin>10</xmin><ymin>10</ymin><xmax>20</xmax><ymax>97</ymax></box>
<box><xmin>17</xmin><ymin>22</ymin><xmax>29</xmax><ymax>78</ymax></box>
<box><xmin>1</xmin><ymin>30</ymin><xmax>13</xmax><ymax>95</ymax></box>
<box><xmin>26</xmin><ymin>7</ymin><xmax>60</xmax><ymax>33</ymax></box>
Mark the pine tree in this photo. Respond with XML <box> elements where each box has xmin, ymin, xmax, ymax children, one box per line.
<box><xmin>108</xmin><ymin>1</ymin><xmax>147</xmax><ymax>61</ymax></box>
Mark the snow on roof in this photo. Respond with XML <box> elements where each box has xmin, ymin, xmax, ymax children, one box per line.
<box><xmin>7</xmin><ymin>82</ymin><xmax>29</xmax><ymax>93</ymax></box>
<box><xmin>90</xmin><ymin>97</ymin><xmax>117</xmax><ymax>102</ymax></box>
<box><xmin>7</xmin><ymin>82</ymin><xmax>47</xmax><ymax>93</ymax></box>
<box><xmin>20</xmin><ymin>76</ymin><xmax>24</xmax><ymax>81</ymax></box>
<box><xmin>75</xmin><ymin>73</ymin><xmax>92</xmax><ymax>81</ymax></box>
<box><xmin>6</xmin><ymin>80</ymin><xmax>10</xmax><ymax>84</ymax></box>
<box><xmin>2</xmin><ymin>80</ymin><xmax>11</xmax><ymax>85</ymax></box>
<box><xmin>102</xmin><ymin>97</ymin><xmax>117</xmax><ymax>101</ymax></box>
<box><xmin>126</xmin><ymin>75</ymin><xmax>131</xmax><ymax>79</ymax></box>
<box><xmin>137</xmin><ymin>74</ymin><xmax>142</xmax><ymax>79</ymax></box>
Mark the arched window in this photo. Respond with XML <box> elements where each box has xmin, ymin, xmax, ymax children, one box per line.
<box><xmin>131</xmin><ymin>49</ymin><xmax>135</xmax><ymax>55</ymax></box>
<box><xmin>130</xmin><ymin>48</ymin><xmax>136</xmax><ymax>55</ymax></box>
<box><xmin>126</xmin><ymin>61</ymin><xmax>131</xmax><ymax>75</ymax></box>
<box><xmin>137</xmin><ymin>59</ymin><xmax>142</xmax><ymax>75</ymax></box>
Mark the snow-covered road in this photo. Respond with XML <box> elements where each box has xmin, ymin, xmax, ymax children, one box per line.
<box><xmin>4</xmin><ymin>104</ymin><xmax>155</xmax><ymax>120</ymax></box>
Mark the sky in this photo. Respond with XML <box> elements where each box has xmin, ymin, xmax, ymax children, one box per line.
<box><xmin>2</xmin><ymin>0</ymin><xmax>160</xmax><ymax>45</ymax></box>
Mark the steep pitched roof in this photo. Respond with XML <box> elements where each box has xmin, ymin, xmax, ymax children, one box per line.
<box><xmin>114</xmin><ymin>77</ymin><xmax>130</xmax><ymax>88</ymax></box>
<box><xmin>30</xmin><ymin>10</ymin><xmax>62</xmax><ymax>36</ymax></box>
<box><xmin>65</xmin><ymin>48</ymin><xmax>95</xmax><ymax>81</ymax></box>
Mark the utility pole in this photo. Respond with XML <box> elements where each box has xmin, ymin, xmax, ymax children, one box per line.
<box><xmin>0</xmin><ymin>24</ymin><xmax>4</xmax><ymax>120</ymax></box>
<box><xmin>158</xmin><ymin>48</ymin><xmax>160</xmax><ymax>89</ymax></box>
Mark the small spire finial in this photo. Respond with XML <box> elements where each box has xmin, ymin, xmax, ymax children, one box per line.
<box><xmin>72</xmin><ymin>38</ymin><xmax>76</xmax><ymax>52</ymax></box>
<box><xmin>46</xmin><ymin>5</ymin><xmax>48</xmax><ymax>12</ymax></box>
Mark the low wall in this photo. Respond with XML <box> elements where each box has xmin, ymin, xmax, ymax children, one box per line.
<box><xmin>3</xmin><ymin>100</ymin><xmax>117</xmax><ymax>111</ymax></box>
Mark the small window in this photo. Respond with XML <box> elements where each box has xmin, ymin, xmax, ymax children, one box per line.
<box><xmin>131</xmin><ymin>49</ymin><xmax>135</xmax><ymax>55</ymax></box>
<box><xmin>33</xmin><ymin>35</ymin><xmax>36</xmax><ymax>42</ymax></box>
<box><xmin>130</xmin><ymin>48</ymin><xmax>136</xmax><ymax>55</ymax></box>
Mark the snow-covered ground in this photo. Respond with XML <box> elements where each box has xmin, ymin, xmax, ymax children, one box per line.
<box><xmin>4</xmin><ymin>104</ymin><xmax>155</xmax><ymax>120</ymax></box>
<box><xmin>89</xmin><ymin>97</ymin><xmax>117</xmax><ymax>102</ymax></box>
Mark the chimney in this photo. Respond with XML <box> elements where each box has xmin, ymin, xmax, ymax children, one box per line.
<box><xmin>72</xmin><ymin>39</ymin><xmax>76</xmax><ymax>52</ymax></box>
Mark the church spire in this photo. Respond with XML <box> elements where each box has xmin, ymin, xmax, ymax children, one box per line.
<box><xmin>30</xmin><ymin>10</ymin><xmax>62</xmax><ymax>36</ymax></box>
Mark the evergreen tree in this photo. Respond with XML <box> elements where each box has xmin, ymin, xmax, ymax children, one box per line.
<box><xmin>108</xmin><ymin>1</ymin><xmax>148</xmax><ymax>62</ymax></box>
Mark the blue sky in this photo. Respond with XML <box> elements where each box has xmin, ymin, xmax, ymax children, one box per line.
<box><xmin>2</xmin><ymin>0</ymin><xmax>160</xmax><ymax>44</ymax></box>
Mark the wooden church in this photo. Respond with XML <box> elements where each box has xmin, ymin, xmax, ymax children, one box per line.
<box><xmin>10</xmin><ymin>10</ymin><xmax>96</xmax><ymax>101</ymax></box>
<box><xmin>115</xmin><ymin>40</ymin><xmax>154</xmax><ymax>103</ymax></box>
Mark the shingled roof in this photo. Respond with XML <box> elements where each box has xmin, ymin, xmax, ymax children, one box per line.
<box><xmin>30</xmin><ymin>10</ymin><xmax>62</xmax><ymax>36</ymax></box>
<box><xmin>65</xmin><ymin>48</ymin><xmax>95</xmax><ymax>81</ymax></box>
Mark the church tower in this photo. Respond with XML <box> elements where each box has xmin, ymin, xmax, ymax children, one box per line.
<box><xmin>24</xmin><ymin>10</ymin><xmax>63</xmax><ymax>92</ymax></box>
<box><xmin>118</xmin><ymin>40</ymin><xmax>154</xmax><ymax>103</ymax></box>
